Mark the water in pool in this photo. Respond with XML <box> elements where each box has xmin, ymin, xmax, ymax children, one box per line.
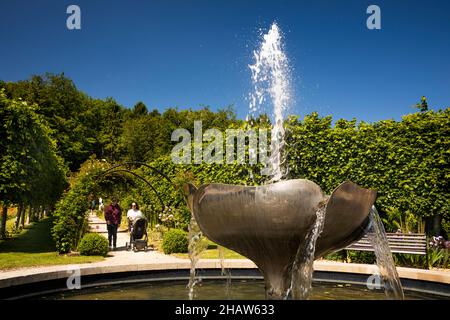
<box><xmin>37</xmin><ymin>280</ymin><xmax>445</xmax><ymax>300</ymax></box>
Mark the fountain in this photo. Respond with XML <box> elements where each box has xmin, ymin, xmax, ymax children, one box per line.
<box><xmin>184</xmin><ymin>180</ymin><xmax>377</xmax><ymax>299</ymax></box>
<box><xmin>183</xmin><ymin>22</ymin><xmax>404</xmax><ymax>300</ymax></box>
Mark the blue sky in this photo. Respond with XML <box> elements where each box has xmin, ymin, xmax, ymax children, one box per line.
<box><xmin>1</xmin><ymin>0</ymin><xmax>449</xmax><ymax>122</ymax></box>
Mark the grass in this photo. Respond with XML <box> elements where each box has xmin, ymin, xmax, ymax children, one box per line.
<box><xmin>0</xmin><ymin>252</ymin><xmax>104</xmax><ymax>270</ymax></box>
<box><xmin>171</xmin><ymin>247</ymin><xmax>245</xmax><ymax>259</ymax></box>
<box><xmin>169</xmin><ymin>239</ymin><xmax>245</xmax><ymax>259</ymax></box>
<box><xmin>0</xmin><ymin>217</ymin><xmax>104</xmax><ymax>270</ymax></box>
<box><xmin>147</xmin><ymin>228</ymin><xmax>246</xmax><ymax>259</ymax></box>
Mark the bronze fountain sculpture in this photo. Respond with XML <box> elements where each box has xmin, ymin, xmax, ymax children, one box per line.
<box><xmin>184</xmin><ymin>179</ymin><xmax>377</xmax><ymax>299</ymax></box>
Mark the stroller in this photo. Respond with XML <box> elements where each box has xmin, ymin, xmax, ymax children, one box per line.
<box><xmin>125</xmin><ymin>217</ymin><xmax>149</xmax><ymax>252</ymax></box>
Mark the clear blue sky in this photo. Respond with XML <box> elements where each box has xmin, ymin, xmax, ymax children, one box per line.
<box><xmin>1</xmin><ymin>0</ymin><xmax>449</xmax><ymax>122</ymax></box>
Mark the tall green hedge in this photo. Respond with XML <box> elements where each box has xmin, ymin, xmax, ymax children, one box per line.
<box><xmin>139</xmin><ymin>109</ymin><xmax>449</xmax><ymax>234</ymax></box>
<box><xmin>285</xmin><ymin>110</ymin><xmax>449</xmax><ymax>232</ymax></box>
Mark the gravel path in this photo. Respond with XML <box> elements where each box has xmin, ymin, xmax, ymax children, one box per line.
<box><xmin>87</xmin><ymin>213</ymin><xmax>183</xmax><ymax>265</ymax></box>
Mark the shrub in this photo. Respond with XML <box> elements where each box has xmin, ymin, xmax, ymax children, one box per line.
<box><xmin>324</xmin><ymin>250</ymin><xmax>346</xmax><ymax>262</ymax></box>
<box><xmin>427</xmin><ymin>248</ymin><xmax>449</xmax><ymax>269</ymax></box>
<box><xmin>162</xmin><ymin>229</ymin><xmax>188</xmax><ymax>254</ymax></box>
<box><xmin>393</xmin><ymin>253</ymin><xmax>426</xmax><ymax>268</ymax></box>
<box><xmin>346</xmin><ymin>250</ymin><xmax>376</xmax><ymax>264</ymax></box>
<box><xmin>78</xmin><ymin>233</ymin><xmax>109</xmax><ymax>256</ymax></box>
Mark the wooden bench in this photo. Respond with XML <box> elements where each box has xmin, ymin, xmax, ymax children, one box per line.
<box><xmin>345</xmin><ymin>233</ymin><xmax>428</xmax><ymax>267</ymax></box>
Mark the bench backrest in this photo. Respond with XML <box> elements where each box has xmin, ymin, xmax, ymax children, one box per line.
<box><xmin>345</xmin><ymin>233</ymin><xmax>427</xmax><ymax>255</ymax></box>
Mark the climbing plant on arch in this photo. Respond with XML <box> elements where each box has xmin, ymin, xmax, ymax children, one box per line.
<box><xmin>52</xmin><ymin>159</ymin><xmax>179</xmax><ymax>253</ymax></box>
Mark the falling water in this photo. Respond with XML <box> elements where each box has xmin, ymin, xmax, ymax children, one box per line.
<box><xmin>187</xmin><ymin>216</ymin><xmax>208</xmax><ymax>300</ymax></box>
<box><xmin>248</xmin><ymin>23</ymin><xmax>292</xmax><ymax>182</ymax></box>
<box><xmin>288</xmin><ymin>203</ymin><xmax>327</xmax><ymax>299</ymax></box>
<box><xmin>367</xmin><ymin>206</ymin><xmax>405</xmax><ymax>300</ymax></box>
<box><xmin>218</xmin><ymin>245</ymin><xmax>232</xmax><ymax>298</ymax></box>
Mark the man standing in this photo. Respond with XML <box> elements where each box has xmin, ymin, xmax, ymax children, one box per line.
<box><xmin>104</xmin><ymin>197</ymin><xmax>121</xmax><ymax>250</ymax></box>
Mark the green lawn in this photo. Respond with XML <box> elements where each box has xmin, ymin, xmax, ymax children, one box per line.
<box><xmin>0</xmin><ymin>218</ymin><xmax>104</xmax><ymax>270</ymax></box>
<box><xmin>148</xmin><ymin>230</ymin><xmax>246</xmax><ymax>260</ymax></box>
<box><xmin>172</xmin><ymin>246</ymin><xmax>245</xmax><ymax>259</ymax></box>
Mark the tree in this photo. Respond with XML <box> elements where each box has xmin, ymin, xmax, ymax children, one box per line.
<box><xmin>120</xmin><ymin>115</ymin><xmax>167</xmax><ymax>162</ymax></box>
<box><xmin>415</xmin><ymin>96</ymin><xmax>429</xmax><ymax>112</ymax></box>
<box><xmin>100</xmin><ymin>98</ymin><xmax>125</xmax><ymax>161</ymax></box>
<box><xmin>132</xmin><ymin>101</ymin><xmax>148</xmax><ymax>117</ymax></box>
<box><xmin>1</xmin><ymin>73</ymin><xmax>94</xmax><ymax>170</ymax></box>
<box><xmin>0</xmin><ymin>90</ymin><xmax>67</xmax><ymax>238</ymax></box>
<box><xmin>149</xmin><ymin>108</ymin><xmax>161</xmax><ymax>117</ymax></box>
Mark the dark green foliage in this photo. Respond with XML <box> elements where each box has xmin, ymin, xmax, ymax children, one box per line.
<box><xmin>345</xmin><ymin>250</ymin><xmax>377</xmax><ymax>264</ymax></box>
<box><xmin>51</xmin><ymin>187</ymin><xmax>89</xmax><ymax>253</ymax></box>
<box><xmin>162</xmin><ymin>229</ymin><xmax>189</xmax><ymax>254</ymax></box>
<box><xmin>0</xmin><ymin>90</ymin><xmax>67</xmax><ymax>238</ymax></box>
<box><xmin>0</xmin><ymin>75</ymin><xmax>240</xmax><ymax>171</ymax></box>
<box><xmin>78</xmin><ymin>233</ymin><xmax>109</xmax><ymax>256</ymax></box>
<box><xmin>393</xmin><ymin>249</ymin><xmax>449</xmax><ymax>269</ymax></box>
<box><xmin>324</xmin><ymin>251</ymin><xmax>346</xmax><ymax>262</ymax></box>
<box><xmin>120</xmin><ymin>115</ymin><xmax>167</xmax><ymax>162</ymax></box>
<box><xmin>52</xmin><ymin>159</ymin><xmax>109</xmax><ymax>253</ymax></box>
<box><xmin>328</xmin><ymin>249</ymin><xmax>449</xmax><ymax>268</ymax></box>
<box><xmin>415</xmin><ymin>96</ymin><xmax>429</xmax><ymax>112</ymax></box>
<box><xmin>427</xmin><ymin>248</ymin><xmax>449</xmax><ymax>268</ymax></box>
<box><xmin>0</xmin><ymin>74</ymin><xmax>127</xmax><ymax>170</ymax></box>
<box><xmin>0</xmin><ymin>90</ymin><xmax>67</xmax><ymax>206</ymax></box>
<box><xmin>323</xmin><ymin>250</ymin><xmax>377</xmax><ymax>264</ymax></box>
<box><xmin>132</xmin><ymin>102</ymin><xmax>148</xmax><ymax>116</ymax></box>
<box><xmin>285</xmin><ymin>110</ymin><xmax>449</xmax><ymax>235</ymax></box>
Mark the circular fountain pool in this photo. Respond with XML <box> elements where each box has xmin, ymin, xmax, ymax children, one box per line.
<box><xmin>3</xmin><ymin>268</ymin><xmax>448</xmax><ymax>300</ymax></box>
<box><xmin>36</xmin><ymin>279</ymin><xmax>447</xmax><ymax>300</ymax></box>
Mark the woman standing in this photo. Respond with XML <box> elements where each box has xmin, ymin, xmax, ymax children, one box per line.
<box><xmin>104</xmin><ymin>197</ymin><xmax>122</xmax><ymax>250</ymax></box>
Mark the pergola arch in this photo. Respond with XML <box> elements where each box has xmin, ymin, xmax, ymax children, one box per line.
<box><xmin>95</xmin><ymin>161</ymin><xmax>182</xmax><ymax>212</ymax></box>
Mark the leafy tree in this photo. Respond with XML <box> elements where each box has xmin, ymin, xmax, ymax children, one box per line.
<box><xmin>415</xmin><ymin>96</ymin><xmax>429</xmax><ymax>112</ymax></box>
<box><xmin>149</xmin><ymin>108</ymin><xmax>161</xmax><ymax>117</ymax></box>
<box><xmin>120</xmin><ymin>115</ymin><xmax>167</xmax><ymax>162</ymax></box>
<box><xmin>97</xmin><ymin>98</ymin><xmax>126</xmax><ymax>162</ymax></box>
<box><xmin>132</xmin><ymin>101</ymin><xmax>148</xmax><ymax>117</ymax></box>
<box><xmin>1</xmin><ymin>74</ymin><xmax>94</xmax><ymax>170</ymax></box>
<box><xmin>0</xmin><ymin>90</ymin><xmax>67</xmax><ymax>238</ymax></box>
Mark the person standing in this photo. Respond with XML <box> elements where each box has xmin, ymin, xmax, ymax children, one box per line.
<box><xmin>104</xmin><ymin>197</ymin><xmax>122</xmax><ymax>250</ymax></box>
<box><xmin>89</xmin><ymin>194</ymin><xmax>96</xmax><ymax>215</ymax></box>
<box><xmin>126</xmin><ymin>202</ymin><xmax>144</xmax><ymax>230</ymax></box>
<box><xmin>90</xmin><ymin>198</ymin><xmax>96</xmax><ymax>214</ymax></box>
<box><xmin>98</xmin><ymin>197</ymin><xmax>104</xmax><ymax>211</ymax></box>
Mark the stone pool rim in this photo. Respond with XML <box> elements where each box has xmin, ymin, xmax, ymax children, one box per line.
<box><xmin>0</xmin><ymin>260</ymin><xmax>449</xmax><ymax>299</ymax></box>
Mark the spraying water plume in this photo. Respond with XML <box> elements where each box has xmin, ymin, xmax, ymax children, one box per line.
<box><xmin>248</xmin><ymin>23</ymin><xmax>292</xmax><ymax>182</ymax></box>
